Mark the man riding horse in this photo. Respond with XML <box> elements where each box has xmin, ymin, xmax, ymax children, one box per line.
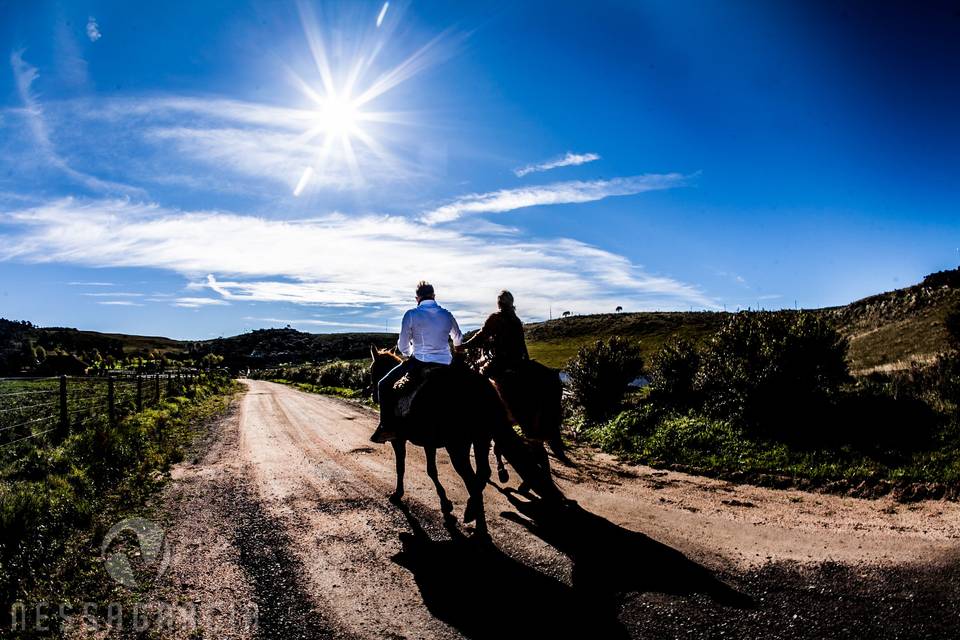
<box><xmin>370</xmin><ymin>281</ymin><xmax>462</xmax><ymax>444</ymax></box>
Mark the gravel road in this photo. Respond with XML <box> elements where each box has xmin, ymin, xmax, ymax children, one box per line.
<box><xmin>149</xmin><ymin>380</ymin><xmax>960</xmax><ymax>639</ymax></box>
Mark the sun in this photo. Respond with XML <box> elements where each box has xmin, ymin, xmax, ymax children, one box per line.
<box><xmin>315</xmin><ymin>93</ymin><xmax>360</xmax><ymax>139</ymax></box>
<box><xmin>288</xmin><ymin>1</ymin><xmax>455</xmax><ymax>196</ymax></box>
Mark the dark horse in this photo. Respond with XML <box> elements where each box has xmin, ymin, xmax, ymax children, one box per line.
<box><xmin>370</xmin><ymin>348</ymin><xmax>561</xmax><ymax>534</ymax></box>
<box><xmin>480</xmin><ymin>358</ymin><xmax>568</xmax><ymax>489</ymax></box>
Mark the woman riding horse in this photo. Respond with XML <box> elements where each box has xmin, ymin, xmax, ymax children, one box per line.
<box><xmin>462</xmin><ymin>291</ymin><xmax>567</xmax><ymax>485</ymax></box>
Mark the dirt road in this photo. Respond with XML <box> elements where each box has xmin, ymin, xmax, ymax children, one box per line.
<box><xmin>151</xmin><ymin>380</ymin><xmax>960</xmax><ymax>639</ymax></box>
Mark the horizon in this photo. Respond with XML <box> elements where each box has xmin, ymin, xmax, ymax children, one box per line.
<box><xmin>2</xmin><ymin>1</ymin><xmax>959</xmax><ymax>340</ymax></box>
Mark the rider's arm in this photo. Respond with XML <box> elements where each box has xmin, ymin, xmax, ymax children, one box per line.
<box><xmin>461</xmin><ymin>314</ymin><xmax>492</xmax><ymax>349</ymax></box>
<box><xmin>398</xmin><ymin>310</ymin><xmax>414</xmax><ymax>357</ymax></box>
<box><xmin>449</xmin><ymin>313</ymin><xmax>463</xmax><ymax>347</ymax></box>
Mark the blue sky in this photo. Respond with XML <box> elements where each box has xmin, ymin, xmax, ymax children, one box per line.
<box><xmin>1</xmin><ymin>0</ymin><xmax>958</xmax><ymax>339</ymax></box>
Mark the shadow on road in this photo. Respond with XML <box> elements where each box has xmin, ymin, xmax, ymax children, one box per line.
<box><xmin>392</xmin><ymin>502</ymin><xmax>628</xmax><ymax>638</ymax></box>
<box><xmin>500</xmin><ymin>490</ymin><xmax>752</xmax><ymax>609</ymax></box>
<box><xmin>392</xmin><ymin>492</ymin><xmax>750</xmax><ymax>640</ymax></box>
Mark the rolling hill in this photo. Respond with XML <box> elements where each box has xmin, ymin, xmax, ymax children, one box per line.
<box><xmin>3</xmin><ymin>268</ymin><xmax>957</xmax><ymax>374</ymax></box>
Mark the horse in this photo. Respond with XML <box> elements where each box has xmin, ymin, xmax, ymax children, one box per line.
<box><xmin>480</xmin><ymin>358</ymin><xmax>569</xmax><ymax>490</ymax></box>
<box><xmin>369</xmin><ymin>347</ymin><xmax>562</xmax><ymax>534</ymax></box>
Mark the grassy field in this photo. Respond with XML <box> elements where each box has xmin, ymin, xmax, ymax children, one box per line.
<box><xmin>524</xmin><ymin>311</ymin><xmax>729</xmax><ymax>369</ymax></box>
<box><xmin>0</xmin><ymin>372</ymin><xmax>238</xmax><ymax>629</ymax></box>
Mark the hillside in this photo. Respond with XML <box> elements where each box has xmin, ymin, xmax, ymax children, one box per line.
<box><xmin>200</xmin><ymin>328</ymin><xmax>397</xmax><ymax>369</ymax></box>
<box><xmin>524</xmin><ymin>311</ymin><xmax>728</xmax><ymax>368</ymax></box>
<box><xmin>3</xmin><ymin>268</ymin><xmax>957</xmax><ymax>375</ymax></box>
<box><xmin>523</xmin><ymin>268</ymin><xmax>960</xmax><ymax>370</ymax></box>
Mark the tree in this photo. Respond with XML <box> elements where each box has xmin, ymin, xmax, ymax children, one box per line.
<box><xmin>562</xmin><ymin>311</ymin><xmax>571</xmax><ymax>318</ymax></box>
<box><xmin>615</xmin><ymin>306</ymin><xmax>623</xmax><ymax>313</ymax></box>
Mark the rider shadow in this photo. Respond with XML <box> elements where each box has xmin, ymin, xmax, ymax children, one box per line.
<box><xmin>498</xmin><ymin>489</ymin><xmax>753</xmax><ymax>610</ymax></box>
<box><xmin>392</xmin><ymin>502</ymin><xmax>629</xmax><ymax>639</ymax></box>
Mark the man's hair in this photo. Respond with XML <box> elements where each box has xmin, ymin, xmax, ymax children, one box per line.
<box><xmin>416</xmin><ymin>281</ymin><xmax>435</xmax><ymax>299</ymax></box>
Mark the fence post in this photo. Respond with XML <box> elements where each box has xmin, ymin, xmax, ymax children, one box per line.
<box><xmin>108</xmin><ymin>376</ymin><xmax>115</xmax><ymax>427</ymax></box>
<box><xmin>58</xmin><ymin>375</ymin><xmax>68</xmax><ymax>437</ymax></box>
<box><xmin>136</xmin><ymin>375</ymin><xmax>143</xmax><ymax>412</ymax></box>
<box><xmin>155</xmin><ymin>374</ymin><xmax>161</xmax><ymax>404</ymax></box>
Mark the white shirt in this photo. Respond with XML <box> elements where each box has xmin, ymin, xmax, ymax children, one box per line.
<box><xmin>398</xmin><ymin>299</ymin><xmax>463</xmax><ymax>364</ymax></box>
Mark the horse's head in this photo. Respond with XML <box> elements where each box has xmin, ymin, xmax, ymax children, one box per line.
<box><xmin>369</xmin><ymin>344</ymin><xmax>402</xmax><ymax>402</ymax></box>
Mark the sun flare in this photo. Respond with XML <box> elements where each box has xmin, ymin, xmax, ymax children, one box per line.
<box><xmin>287</xmin><ymin>2</ymin><xmax>457</xmax><ymax>196</ymax></box>
<box><xmin>315</xmin><ymin>94</ymin><xmax>360</xmax><ymax>138</ymax></box>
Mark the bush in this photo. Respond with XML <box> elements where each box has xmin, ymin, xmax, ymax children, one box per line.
<box><xmin>567</xmin><ymin>337</ymin><xmax>644</xmax><ymax>422</ymax></box>
<box><xmin>587</xmin><ymin>404</ymin><xmax>659</xmax><ymax>452</ymax></box>
<box><xmin>694</xmin><ymin>311</ymin><xmax>850</xmax><ymax>441</ymax></box>
<box><xmin>648</xmin><ymin>338</ymin><xmax>701</xmax><ymax>410</ymax></box>
<box><xmin>315</xmin><ymin>360</ymin><xmax>369</xmax><ymax>390</ymax></box>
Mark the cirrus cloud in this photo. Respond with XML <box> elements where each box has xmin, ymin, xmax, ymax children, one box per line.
<box><xmin>0</xmin><ymin>197</ymin><xmax>717</xmax><ymax>324</ymax></box>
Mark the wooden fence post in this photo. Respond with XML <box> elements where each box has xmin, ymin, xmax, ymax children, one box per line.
<box><xmin>58</xmin><ymin>375</ymin><xmax>68</xmax><ymax>437</ymax></box>
<box><xmin>108</xmin><ymin>376</ymin><xmax>115</xmax><ymax>427</ymax></box>
<box><xmin>136</xmin><ymin>375</ymin><xmax>143</xmax><ymax>412</ymax></box>
<box><xmin>155</xmin><ymin>374</ymin><xmax>161</xmax><ymax>404</ymax></box>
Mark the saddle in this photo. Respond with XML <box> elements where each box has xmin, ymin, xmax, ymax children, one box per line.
<box><xmin>392</xmin><ymin>362</ymin><xmax>444</xmax><ymax>419</ymax></box>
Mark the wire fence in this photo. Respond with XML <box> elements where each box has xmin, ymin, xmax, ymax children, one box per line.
<box><xmin>0</xmin><ymin>370</ymin><xmax>221</xmax><ymax>453</ymax></box>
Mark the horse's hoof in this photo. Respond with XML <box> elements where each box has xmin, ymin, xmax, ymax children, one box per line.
<box><xmin>388</xmin><ymin>492</ymin><xmax>404</xmax><ymax>505</ymax></box>
<box><xmin>463</xmin><ymin>498</ymin><xmax>480</xmax><ymax>523</ymax></box>
<box><xmin>471</xmin><ymin>527</ymin><xmax>491</xmax><ymax>542</ymax></box>
<box><xmin>440</xmin><ymin>499</ymin><xmax>454</xmax><ymax>514</ymax></box>
<box><xmin>497</xmin><ymin>468</ymin><xmax>509</xmax><ymax>483</ymax></box>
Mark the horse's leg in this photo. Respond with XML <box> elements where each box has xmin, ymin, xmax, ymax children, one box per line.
<box><xmin>389</xmin><ymin>439</ymin><xmax>406</xmax><ymax>504</ymax></box>
<box><xmin>494</xmin><ymin>442</ymin><xmax>509</xmax><ymax>483</ymax></box>
<box><xmin>448</xmin><ymin>444</ymin><xmax>485</xmax><ymax>532</ymax></box>
<box><xmin>516</xmin><ymin>441</ymin><xmax>549</xmax><ymax>496</ymax></box>
<box><xmin>425</xmin><ymin>446</ymin><xmax>453</xmax><ymax>515</ymax></box>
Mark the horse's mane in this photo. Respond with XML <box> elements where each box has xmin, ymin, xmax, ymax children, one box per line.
<box><xmin>376</xmin><ymin>348</ymin><xmax>403</xmax><ymax>364</ymax></box>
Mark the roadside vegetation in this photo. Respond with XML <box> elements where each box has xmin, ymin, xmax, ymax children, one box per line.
<box><xmin>251</xmin><ymin>360</ymin><xmax>372</xmax><ymax>403</ymax></box>
<box><xmin>574</xmin><ymin>306</ymin><xmax>960</xmax><ymax>495</ymax></box>
<box><xmin>0</xmin><ymin>372</ymin><xmax>240</xmax><ymax>631</ymax></box>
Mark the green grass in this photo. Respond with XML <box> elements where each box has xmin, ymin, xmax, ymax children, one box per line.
<box><xmin>585</xmin><ymin>407</ymin><xmax>960</xmax><ymax>486</ymax></box>
<box><xmin>525</xmin><ymin>311</ymin><xmax>728</xmax><ymax>369</ymax></box>
<box><xmin>0</xmin><ymin>374</ymin><xmax>240</xmax><ymax>632</ymax></box>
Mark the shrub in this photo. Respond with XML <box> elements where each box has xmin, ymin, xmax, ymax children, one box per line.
<box><xmin>695</xmin><ymin>311</ymin><xmax>850</xmax><ymax>441</ymax></box>
<box><xmin>647</xmin><ymin>338</ymin><xmax>701</xmax><ymax>410</ymax></box>
<box><xmin>587</xmin><ymin>405</ymin><xmax>659</xmax><ymax>452</ymax></box>
<box><xmin>315</xmin><ymin>360</ymin><xmax>369</xmax><ymax>390</ymax></box>
<box><xmin>567</xmin><ymin>337</ymin><xmax>644</xmax><ymax>422</ymax></box>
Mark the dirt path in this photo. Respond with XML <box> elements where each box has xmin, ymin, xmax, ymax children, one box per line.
<box><xmin>152</xmin><ymin>380</ymin><xmax>960</xmax><ymax>639</ymax></box>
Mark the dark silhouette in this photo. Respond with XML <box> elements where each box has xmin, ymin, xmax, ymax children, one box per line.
<box><xmin>391</xmin><ymin>501</ymin><xmax>628</xmax><ymax>638</ymax></box>
<box><xmin>499</xmin><ymin>490</ymin><xmax>753</xmax><ymax>610</ymax></box>
<box><xmin>460</xmin><ymin>289</ymin><xmax>569</xmax><ymax>487</ymax></box>
<box><xmin>370</xmin><ymin>348</ymin><xmax>562</xmax><ymax>533</ymax></box>
<box><xmin>390</xmin><ymin>493</ymin><xmax>750</xmax><ymax>639</ymax></box>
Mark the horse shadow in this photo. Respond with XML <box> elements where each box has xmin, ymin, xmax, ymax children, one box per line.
<box><xmin>391</xmin><ymin>494</ymin><xmax>750</xmax><ymax>640</ymax></box>
<box><xmin>499</xmin><ymin>490</ymin><xmax>752</xmax><ymax>610</ymax></box>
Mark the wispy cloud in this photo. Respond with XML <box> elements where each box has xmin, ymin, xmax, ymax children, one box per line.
<box><xmin>173</xmin><ymin>297</ymin><xmax>230</xmax><ymax>308</ymax></box>
<box><xmin>514</xmin><ymin>152</ymin><xmax>600</xmax><ymax>177</ymax></box>
<box><xmin>96</xmin><ymin>300</ymin><xmax>143</xmax><ymax>307</ymax></box>
<box><xmin>82</xmin><ymin>292</ymin><xmax>143</xmax><ymax>297</ymax></box>
<box><xmin>8</xmin><ymin>50</ymin><xmax>139</xmax><ymax>195</ymax></box>
<box><xmin>86</xmin><ymin>17</ymin><xmax>102</xmax><ymax>42</ymax></box>
<box><xmin>420</xmin><ymin>173</ymin><xmax>691</xmax><ymax>224</ymax></box>
<box><xmin>68</xmin><ymin>281</ymin><xmax>114</xmax><ymax>286</ymax></box>
<box><xmin>0</xmin><ymin>197</ymin><xmax>717</xmax><ymax>322</ymax></box>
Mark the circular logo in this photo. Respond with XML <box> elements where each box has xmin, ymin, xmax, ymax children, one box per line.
<box><xmin>101</xmin><ymin>518</ymin><xmax>171</xmax><ymax>588</ymax></box>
